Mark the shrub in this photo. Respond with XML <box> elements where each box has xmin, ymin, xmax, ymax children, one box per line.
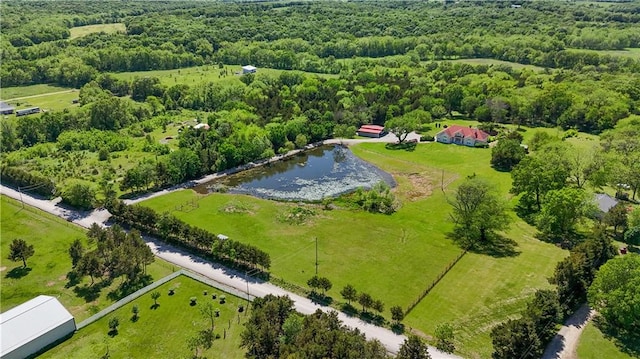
<box><xmin>238</xmin><ymin>304</ymin><xmax>244</xmax><ymax>312</ymax></box>
<box><xmin>190</xmin><ymin>297</ymin><xmax>197</xmax><ymax>305</ymax></box>
<box><xmin>562</xmin><ymin>129</ymin><xmax>578</xmax><ymax>139</ymax></box>
<box><xmin>420</xmin><ymin>135</ymin><xmax>434</xmax><ymax>142</ymax></box>
<box><xmin>220</xmin><ymin>295</ymin><xmax>226</xmax><ymax>304</ymax></box>
<box><xmin>168</xmin><ymin>288</ymin><xmax>175</xmax><ymax>295</ymax></box>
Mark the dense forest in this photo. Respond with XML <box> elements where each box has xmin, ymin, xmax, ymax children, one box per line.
<box><xmin>1</xmin><ymin>0</ymin><xmax>640</xmax><ymax>203</ymax></box>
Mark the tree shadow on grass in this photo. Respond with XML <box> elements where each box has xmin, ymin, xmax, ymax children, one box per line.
<box><xmin>65</xmin><ymin>270</ymin><xmax>81</xmax><ymax>288</ymax></box>
<box><xmin>108</xmin><ymin>329</ymin><xmax>118</xmax><ymax>338</ymax></box>
<box><xmin>5</xmin><ymin>266</ymin><xmax>32</xmax><ymax>279</ymax></box>
<box><xmin>150</xmin><ymin>303</ymin><xmax>160</xmax><ymax>310</ymax></box>
<box><xmin>107</xmin><ymin>274</ymin><xmax>153</xmax><ymax>301</ymax></box>
<box><xmin>340</xmin><ymin>303</ymin><xmax>358</xmax><ymax>317</ymax></box>
<box><xmin>74</xmin><ymin>283</ymin><xmax>104</xmax><ymax>302</ymax></box>
<box><xmin>308</xmin><ymin>292</ymin><xmax>333</xmax><ymax>306</ymax></box>
<box><xmin>391</xmin><ymin>323</ymin><xmax>405</xmax><ymax>334</ymax></box>
<box><xmin>385</xmin><ymin>142</ymin><xmax>417</xmax><ymax>151</ymax></box>
<box><xmin>593</xmin><ymin>315</ymin><xmax>640</xmax><ymax>357</ymax></box>
<box><xmin>358</xmin><ymin>311</ymin><xmax>385</xmax><ymax>326</ymax></box>
<box><xmin>447</xmin><ymin>233</ymin><xmax>520</xmax><ymax>258</ymax></box>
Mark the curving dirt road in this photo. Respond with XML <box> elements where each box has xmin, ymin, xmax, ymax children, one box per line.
<box><xmin>0</xmin><ymin>184</ymin><xmax>458</xmax><ymax>358</ymax></box>
<box><xmin>542</xmin><ymin>304</ymin><xmax>595</xmax><ymax>359</ymax></box>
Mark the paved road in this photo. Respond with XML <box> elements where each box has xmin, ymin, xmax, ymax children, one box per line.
<box><xmin>0</xmin><ymin>184</ymin><xmax>458</xmax><ymax>358</ymax></box>
<box><xmin>542</xmin><ymin>304</ymin><xmax>595</xmax><ymax>359</ymax></box>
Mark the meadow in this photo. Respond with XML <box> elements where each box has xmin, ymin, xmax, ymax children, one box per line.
<box><xmin>577</xmin><ymin>323</ymin><xmax>637</xmax><ymax>359</ymax></box>
<box><xmin>0</xmin><ymin>196</ymin><xmax>175</xmax><ymax>321</ymax></box>
<box><xmin>142</xmin><ymin>138</ymin><xmax>569</xmax><ymax>357</ymax></box>
<box><xmin>566</xmin><ymin>48</ymin><xmax>640</xmax><ymax>60</ymax></box>
<box><xmin>41</xmin><ymin>275</ymin><xmax>247</xmax><ymax>359</ymax></box>
<box><xmin>442</xmin><ymin>58</ymin><xmax>547</xmax><ymax>72</ymax></box>
<box><xmin>69</xmin><ymin>23</ymin><xmax>126</xmax><ymax>40</ymax></box>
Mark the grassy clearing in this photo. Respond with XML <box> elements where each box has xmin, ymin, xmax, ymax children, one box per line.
<box><xmin>440</xmin><ymin>58</ymin><xmax>548</xmax><ymax>71</ymax></box>
<box><xmin>41</xmin><ymin>275</ymin><xmax>247</xmax><ymax>359</ymax></box>
<box><xmin>0</xmin><ymin>195</ymin><xmax>175</xmax><ymax>321</ymax></box>
<box><xmin>567</xmin><ymin>48</ymin><xmax>640</xmax><ymax>60</ymax></box>
<box><xmin>1</xmin><ymin>84</ymin><xmax>75</xmax><ymax>100</ymax></box>
<box><xmin>69</xmin><ymin>23</ymin><xmax>126</xmax><ymax>39</ymax></box>
<box><xmin>577</xmin><ymin>323</ymin><xmax>637</xmax><ymax>359</ymax></box>
<box><xmin>110</xmin><ymin>65</ymin><xmax>338</xmax><ymax>87</ymax></box>
<box><xmin>142</xmin><ymin>140</ymin><xmax>568</xmax><ymax>356</ymax></box>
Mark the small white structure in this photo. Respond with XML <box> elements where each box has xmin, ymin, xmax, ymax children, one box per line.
<box><xmin>242</xmin><ymin>65</ymin><xmax>257</xmax><ymax>74</ymax></box>
<box><xmin>193</xmin><ymin>123</ymin><xmax>210</xmax><ymax>130</ymax></box>
<box><xmin>217</xmin><ymin>234</ymin><xmax>229</xmax><ymax>240</ymax></box>
<box><xmin>1</xmin><ymin>296</ymin><xmax>76</xmax><ymax>359</ymax></box>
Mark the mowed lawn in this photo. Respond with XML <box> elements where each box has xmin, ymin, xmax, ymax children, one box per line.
<box><xmin>142</xmin><ymin>141</ymin><xmax>567</xmax><ymax>356</ymax></box>
<box><xmin>576</xmin><ymin>323</ymin><xmax>638</xmax><ymax>359</ymax></box>
<box><xmin>441</xmin><ymin>58</ymin><xmax>548</xmax><ymax>71</ymax></box>
<box><xmin>0</xmin><ymin>196</ymin><xmax>175</xmax><ymax>321</ymax></box>
<box><xmin>69</xmin><ymin>23</ymin><xmax>126</xmax><ymax>39</ymax></box>
<box><xmin>1</xmin><ymin>84</ymin><xmax>75</xmax><ymax>100</ymax></box>
<box><xmin>110</xmin><ymin>65</ymin><xmax>338</xmax><ymax>87</ymax></box>
<box><xmin>42</xmin><ymin>275</ymin><xmax>247</xmax><ymax>359</ymax></box>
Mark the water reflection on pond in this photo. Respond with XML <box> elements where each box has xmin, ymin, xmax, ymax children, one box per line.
<box><xmin>193</xmin><ymin>145</ymin><xmax>395</xmax><ymax>201</ymax></box>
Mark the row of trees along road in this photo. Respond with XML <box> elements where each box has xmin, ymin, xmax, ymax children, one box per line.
<box><xmin>240</xmin><ymin>294</ymin><xmax>434</xmax><ymax>359</ymax></box>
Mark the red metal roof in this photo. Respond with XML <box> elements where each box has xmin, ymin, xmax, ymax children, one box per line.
<box><xmin>358</xmin><ymin>128</ymin><xmax>384</xmax><ymax>134</ymax></box>
<box><xmin>360</xmin><ymin>124</ymin><xmax>385</xmax><ymax>131</ymax></box>
<box><xmin>439</xmin><ymin>125</ymin><xmax>489</xmax><ymax>141</ymax></box>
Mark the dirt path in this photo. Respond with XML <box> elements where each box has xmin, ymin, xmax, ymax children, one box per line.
<box><xmin>542</xmin><ymin>304</ymin><xmax>595</xmax><ymax>359</ymax></box>
<box><xmin>0</xmin><ymin>184</ymin><xmax>459</xmax><ymax>358</ymax></box>
<box><xmin>4</xmin><ymin>89</ymin><xmax>76</xmax><ymax>102</ymax></box>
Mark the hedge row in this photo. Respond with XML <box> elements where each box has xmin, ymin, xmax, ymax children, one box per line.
<box><xmin>107</xmin><ymin>200</ymin><xmax>271</xmax><ymax>271</ymax></box>
<box><xmin>1</xmin><ymin>165</ymin><xmax>56</xmax><ymax>197</ymax></box>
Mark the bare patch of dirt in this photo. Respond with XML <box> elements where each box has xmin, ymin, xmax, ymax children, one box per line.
<box><xmin>393</xmin><ymin>172</ymin><xmax>433</xmax><ymax>201</ymax></box>
<box><xmin>46</xmin><ymin>281</ymin><xmax>56</xmax><ymax>287</ymax></box>
<box><xmin>0</xmin><ymin>266</ymin><xmax>6</xmax><ymax>272</ymax></box>
<box><xmin>59</xmin><ymin>275</ymin><xmax>67</xmax><ymax>280</ymax></box>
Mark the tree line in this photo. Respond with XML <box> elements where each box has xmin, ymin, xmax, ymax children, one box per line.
<box><xmin>106</xmin><ymin>200</ymin><xmax>271</xmax><ymax>271</ymax></box>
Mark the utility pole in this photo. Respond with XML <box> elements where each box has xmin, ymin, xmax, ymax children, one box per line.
<box><xmin>315</xmin><ymin>237</ymin><xmax>318</xmax><ymax>276</ymax></box>
<box><xmin>18</xmin><ymin>186</ymin><xmax>24</xmax><ymax>208</ymax></box>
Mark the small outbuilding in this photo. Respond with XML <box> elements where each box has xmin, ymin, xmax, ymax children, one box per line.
<box><xmin>356</xmin><ymin>124</ymin><xmax>387</xmax><ymax>138</ymax></box>
<box><xmin>593</xmin><ymin>193</ymin><xmax>619</xmax><ymax>220</ymax></box>
<box><xmin>0</xmin><ymin>295</ymin><xmax>76</xmax><ymax>359</ymax></box>
<box><xmin>0</xmin><ymin>101</ymin><xmax>15</xmax><ymax>115</ymax></box>
<box><xmin>242</xmin><ymin>65</ymin><xmax>257</xmax><ymax>74</ymax></box>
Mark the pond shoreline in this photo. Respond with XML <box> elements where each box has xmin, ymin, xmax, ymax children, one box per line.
<box><xmin>124</xmin><ymin>133</ymin><xmax>420</xmax><ymax>205</ymax></box>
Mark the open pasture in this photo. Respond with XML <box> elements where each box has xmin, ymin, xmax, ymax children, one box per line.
<box><xmin>69</xmin><ymin>23</ymin><xmax>126</xmax><ymax>39</ymax></box>
<box><xmin>41</xmin><ymin>275</ymin><xmax>247</xmax><ymax>359</ymax></box>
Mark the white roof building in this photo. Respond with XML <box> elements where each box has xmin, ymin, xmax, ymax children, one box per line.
<box><xmin>1</xmin><ymin>296</ymin><xmax>76</xmax><ymax>359</ymax></box>
<box><xmin>242</xmin><ymin>65</ymin><xmax>257</xmax><ymax>74</ymax></box>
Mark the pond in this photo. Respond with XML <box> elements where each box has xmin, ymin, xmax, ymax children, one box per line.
<box><xmin>194</xmin><ymin>145</ymin><xmax>395</xmax><ymax>201</ymax></box>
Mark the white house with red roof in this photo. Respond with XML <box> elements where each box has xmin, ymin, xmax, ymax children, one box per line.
<box><xmin>435</xmin><ymin>125</ymin><xmax>489</xmax><ymax>147</ymax></box>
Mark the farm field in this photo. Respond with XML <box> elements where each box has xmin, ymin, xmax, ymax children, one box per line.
<box><xmin>41</xmin><ymin>275</ymin><xmax>247</xmax><ymax>359</ymax></box>
<box><xmin>577</xmin><ymin>322</ymin><xmax>637</xmax><ymax>359</ymax></box>
<box><xmin>142</xmin><ymin>140</ymin><xmax>568</xmax><ymax>356</ymax></box>
<box><xmin>0</xmin><ymin>195</ymin><xmax>175</xmax><ymax>321</ymax></box>
<box><xmin>69</xmin><ymin>23</ymin><xmax>126</xmax><ymax>39</ymax></box>
<box><xmin>110</xmin><ymin>65</ymin><xmax>338</xmax><ymax>87</ymax></box>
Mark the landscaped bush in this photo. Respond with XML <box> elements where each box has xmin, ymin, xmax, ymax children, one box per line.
<box><xmin>420</xmin><ymin>135</ymin><xmax>434</xmax><ymax>142</ymax></box>
<box><xmin>190</xmin><ymin>296</ymin><xmax>197</xmax><ymax>305</ymax></box>
<box><xmin>219</xmin><ymin>295</ymin><xmax>226</xmax><ymax>304</ymax></box>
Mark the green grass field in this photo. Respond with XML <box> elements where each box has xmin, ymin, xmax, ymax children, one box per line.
<box><xmin>441</xmin><ymin>58</ymin><xmax>548</xmax><ymax>71</ymax></box>
<box><xmin>0</xmin><ymin>196</ymin><xmax>175</xmax><ymax>321</ymax></box>
<box><xmin>69</xmin><ymin>23</ymin><xmax>126</xmax><ymax>40</ymax></box>
<box><xmin>110</xmin><ymin>65</ymin><xmax>338</xmax><ymax>87</ymax></box>
<box><xmin>141</xmin><ymin>141</ymin><xmax>568</xmax><ymax>357</ymax></box>
<box><xmin>1</xmin><ymin>84</ymin><xmax>76</xmax><ymax>101</ymax></box>
<box><xmin>41</xmin><ymin>275</ymin><xmax>247</xmax><ymax>359</ymax></box>
<box><xmin>567</xmin><ymin>48</ymin><xmax>640</xmax><ymax>60</ymax></box>
<box><xmin>577</xmin><ymin>323</ymin><xmax>637</xmax><ymax>359</ymax></box>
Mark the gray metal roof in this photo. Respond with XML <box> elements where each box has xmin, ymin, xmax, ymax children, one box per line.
<box><xmin>0</xmin><ymin>295</ymin><xmax>74</xmax><ymax>356</ymax></box>
<box><xmin>594</xmin><ymin>193</ymin><xmax>619</xmax><ymax>213</ymax></box>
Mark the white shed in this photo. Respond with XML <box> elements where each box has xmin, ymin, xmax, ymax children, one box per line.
<box><xmin>1</xmin><ymin>295</ymin><xmax>76</xmax><ymax>359</ymax></box>
<box><xmin>242</xmin><ymin>65</ymin><xmax>257</xmax><ymax>74</ymax></box>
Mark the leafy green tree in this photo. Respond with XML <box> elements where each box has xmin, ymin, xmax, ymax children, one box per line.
<box><xmin>8</xmin><ymin>239</ymin><xmax>35</xmax><ymax>268</ymax></box>
<box><xmin>68</xmin><ymin>238</ymin><xmax>84</xmax><ymax>268</ymax></box>
<box><xmin>200</xmin><ymin>302</ymin><xmax>216</xmax><ymax>331</ymax></box>
<box><xmin>151</xmin><ymin>291</ymin><xmax>160</xmax><ymax>307</ymax></box>
<box><xmin>385</xmin><ymin>115</ymin><xmax>420</xmax><ymax>143</ymax></box>
<box><xmin>397</xmin><ymin>335</ymin><xmax>431</xmax><ymax>359</ymax></box>
<box><xmin>536</xmin><ymin>188</ymin><xmax>591</xmax><ymax>241</ymax></box>
<box><xmin>341</xmin><ymin>284</ymin><xmax>358</xmax><ymax>305</ymax></box>
<box><xmin>624</xmin><ymin>226</ymin><xmax>640</xmax><ymax>245</ymax></box>
<box><xmin>511</xmin><ymin>155</ymin><xmax>569</xmax><ymax>213</ymax></box>
<box><xmin>390</xmin><ymin>305</ymin><xmax>404</xmax><ymax>324</ymax></box>
<box><xmin>62</xmin><ymin>182</ymin><xmax>96</xmax><ymax>209</ymax></box>
<box><xmin>434</xmin><ymin>323</ymin><xmax>455</xmax><ymax>354</ymax></box>
<box><xmin>443</xmin><ymin>84</ymin><xmax>464</xmax><ymax>116</ymax></box>
<box><xmin>318</xmin><ymin>276</ymin><xmax>332</xmax><ymax>295</ymax></box>
<box><xmin>358</xmin><ymin>292</ymin><xmax>373</xmax><ymax>313</ymax></box>
<box><xmin>490</xmin><ymin>318</ymin><xmax>542</xmax><ymax>359</ymax></box>
<box><xmin>131</xmin><ymin>304</ymin><xmax>139</xmax><ymax>321</ymax></box>
<box><xmin>588</xmin><ymin>255</ymin><xmax>640</xmax><ymax>332</ymax></box>
<box><xmin>108</xmin><ymin>317</ymin><xmax>120</xmax><ymax>334</ymax></box>
<box><xmin>77</xmin><ymin>251</ymin><xmax>104</xmax><ymax>285</ymax></box>
<box><xmin>604</xmin><ymin>203</ymin><xmax>628</xmax><ymax>238</ymax></box>
<box><xmin>524</xmin><ymin>289</ymin><xmax>560</xmax><ymax>343</ymax></box>
<box><xmin>448</xmin><ymin>177</ymin><xmax>510</xmax><ymax>248</ymax></box>
<box><xmin>491</xmin><ymin>139</ymin><xmax>526</xmax><ymax>171</ymax></box>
